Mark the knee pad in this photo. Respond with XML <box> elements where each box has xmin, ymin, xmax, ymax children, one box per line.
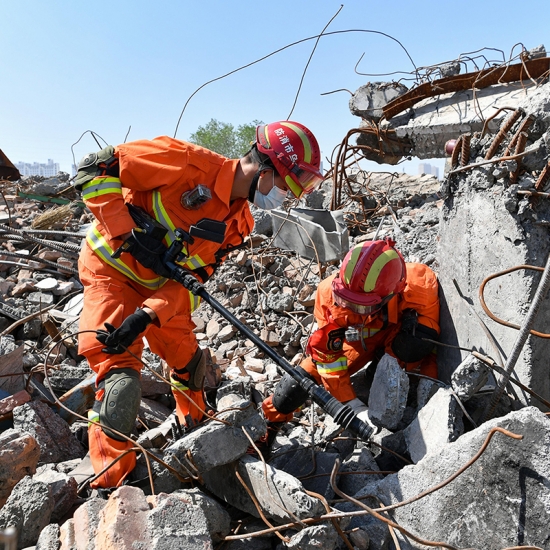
<box><xmin>272</xmin><ymin>367</ymin><xmax>312</xmax><ymax>414</ymax></box>
<box><xmin>94</xmin><ymin>368</ymin><xmax>141</xmax><ymax>441</ymax></box>
<box><xmin>171</xmin><ymin>347</ymin><xmax>206</xmax><ymax>392</ymax></box>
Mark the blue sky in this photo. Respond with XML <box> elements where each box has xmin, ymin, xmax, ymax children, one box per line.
<box><xmin>1</xmin><ymin>1</ymin><xmax>548</xmax><ymax>176</ymax></box>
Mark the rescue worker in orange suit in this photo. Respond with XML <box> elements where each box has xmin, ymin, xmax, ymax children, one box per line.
<box><xmin>74</xmin><ymin>121</ymin><xmax>323</xmax><ymax>489</ymax></box>
<box><xmin>262</xmin><ymin>238</ymin><xmax>440</xmax><ymax>428</ymax></box>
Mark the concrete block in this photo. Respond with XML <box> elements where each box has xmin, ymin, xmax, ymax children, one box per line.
<box><xmin>13</xmin><ymin>400</ymin><xmax>86</xmax><ymax>463</ymax></box>
<box><xmin>0</xmin><ymin>429</ymin><xmax>40</xmax><ymax>507</ymax></box>
<box><xmin>270</xmin><ymin>449</ymin><xmax>340</xmax><ymax>500</ymax></box>
<box><xmin>33</xmin><ymin>468</ymin><xmax>78</xmax><ymax>523</ymax></box>
<box><xmin>0</xmin><ymin>475</ymin><xmax>55</xmax><ymax>548</ymax></box>
<box><xmin>284</xmin><ymin>523</ymin><xmax>339</xmax><ymax>550</ymax></box>
<box><xmin>365</xmin><ymin>407</ymin><xmax>550</xmax><ymax>549</ymax></box>
<box><xmin>164</xmin><ymin>399</ymin><xmax>266</xmax><ymax>475</ymax></box>
<box><xmin>35</xmin><ymin>522</ymin><xmax>61</xmax><ymax>550</ymax></box>
<box><xmin>71</xmin><ymin>497</ymin><xmax>106</xmax><ymax>550</ymax></box>
<box><xmin>404</xmin><ymin>387</ymin><xmax>464</xmax><ymax>463</ymax></box>
<box><xmin>451</xmin><ymin>354</ymin><xmax>490</xmax><ymax>400</ymax></box>
<box><xmin>338</xmin><ymin>447</ymin><xmax>383</xmax><ymax>497</ymax></box>
<box><xmin>368</xmin><ymin>354</ymin><xmax>409</xmax><ymax>430</ymax></box>
<box><xmin>202</xmin><ymin>455</ymin><xmax>325</xmax><ymax>523</ymax></box>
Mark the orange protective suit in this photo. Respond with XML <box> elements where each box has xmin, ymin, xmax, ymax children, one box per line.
<box><xmin>78</xmin><ymin>137</ymin><xmax>254</xmax><ymax>487</ymax></box>
<box><xmin>263</xmin><ymin>262</ymin><xmax>440</xmax><ymax>423</ymax></box>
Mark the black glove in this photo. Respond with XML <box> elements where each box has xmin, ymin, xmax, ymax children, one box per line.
<box><xmin>124</xmin><ymin>229</ymin><xmax>173</xmax><ymax>278</ymax></box>
<box><xmin>391</xmin><ymin>309</ymin><xmax>439</xmax><ymax>363</ymax></box>
<box><xmin>96</xmin><ymin>308</ymin><xmax>152</xmax><ymax>354</ymax></box>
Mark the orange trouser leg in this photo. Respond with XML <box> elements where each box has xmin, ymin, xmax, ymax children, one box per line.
<box><xmin>88</xmin><ymin>424</ymin><xmax>136</xmax><ymax>489</ymax></box>
<box><xmin>171</xmin><ymin>385</ymin><xmax>206</xmax><ymax>426</ymax></box>
<box><xmin>146</xmin><ymin>313</ymin><xmax>207</xmax><ymax>427</ymax></box>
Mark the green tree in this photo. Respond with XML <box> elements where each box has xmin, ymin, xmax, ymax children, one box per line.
<box><xmin>188</xmin><ymin>119</ymin><xmax>262</xmax><ymax>158</ymax></box>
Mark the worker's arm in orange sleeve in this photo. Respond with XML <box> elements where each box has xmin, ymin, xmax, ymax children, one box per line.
<box><xmin>81</xmin><ymin>176</ymin><xmax>135</xmax><ymax>241</ymax></box>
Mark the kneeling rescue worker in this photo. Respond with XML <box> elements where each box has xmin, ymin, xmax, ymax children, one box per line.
<box><xmin>75</xmin><ymin>121</ymin><xmax>323</xmax><ymax>488</ymax></box>
<box><xmin>262</xmin><ymin>238</ymin><xmax>440</xmax><ymax>433</ymax></box>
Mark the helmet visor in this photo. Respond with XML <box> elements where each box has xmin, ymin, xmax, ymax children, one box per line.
<box><xmin>288</xmin><ymin>161</ymin><xmax>324</xmax><ymax>193</ymax></box>
<box><xmin>333</xmin><ymin>291</ymin><xmax>382</xmax><ymax>315</ymax></box>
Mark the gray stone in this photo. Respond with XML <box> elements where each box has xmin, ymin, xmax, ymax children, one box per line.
<box><xmin>338</xmin><ymin>447</ymin><xmax>383</xmax><ymax>497</ymax></box>
<box><xmin>283</xmin><ymin>523</ymin><xmax>339</xmax><ymax>550</ymax></box>
<box><xmin>404</xmin><ymin>387</ymin><xmax>464</xmax><ymax>463</ymax></box>
<box><xmin>172</xmin><ymin>488</ymin><xmax>231</xmax><ymax>541</ymax></box>
<box><xmin>368</xmin><ymin>354</ymin><xmax>409</xmax><ymax>430</ymax></box>
<box><xmin>71</xmin><ymin>496</ymin><xmax>106</xmax><ymax>550</ymax></box>
<box><xmin>215</xmin><ymin>377</ymin><xmax>252</xmax><ymax>406</ymax></box>
<box><xmin>35</xmin><ymin>522</ymin><xmax>61</xmax><ymax>550</ymax></box>
<box><xmin>450</xmin><ymin>353</ymin><xmax>490</xmax><ymax>400</ymax></box>
<box><xmin>266</xmin><ymin>291</ymin><xmax>294</xmax><ymax>313</ymax></box>
<box><xmin>12</xmin><ymin>400</ymin><xmax>86</xmax><ymax>463</ymax></box>
<box><xmin>362</xmin><ymin>407</ymin><xmax>550</xmax><ymax>549</ymax></box>
<box><xmin>349</xmin><ymin>82</ymin><xmax>409</xmax><ymax>122</ymax></box>
<box><xmin>46</xmin><ymin>363</ymin><xmax>93</xmax><ymax>392</ymax></box>
<box><xmin>218</xmin><ymin>324</ymin><xmax>237</xmax><ymax>343</ymax></box>
<box><xmin>416</xmin><ymin>378</ymin><xmax>439</xmax><ymax>410</ymax></box>
<box><xmin>0</xmin><ymin>429</ymin><xmax>40</xmax><ymax>507</ymax></box>
<box><xmin>0</xmin><ymin>476</ymin><xmax>54</xmax><ymax>548</ymax></box>
<box><xmin>33</xmin><ymin>468</ymin><xmax>78</xmax><ymax>523</ymax></box>
<box><xmin>270</xmin><ymin>449</ymin><xmax>340</xmax><ymax>500</ymax></box>
<box><xmin>202</xmin><ymin>455</ymin><xmax>325</xmax><ymax>523</ymax></box>
<box><xmin>164</xmin><ymin>399</ymin><xmax>266</xmax><ymax>475</ymax></box>
<box><xmin>27</xmin><ymin>291</ymin><xmax>55</xmax><ymax>306</ymax></box>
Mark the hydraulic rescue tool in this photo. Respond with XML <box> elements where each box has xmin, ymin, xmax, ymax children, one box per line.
<box><xmin>123</xmin><ymin>206</ymin><xmax>374</xmax><ymax>443</ymax></box>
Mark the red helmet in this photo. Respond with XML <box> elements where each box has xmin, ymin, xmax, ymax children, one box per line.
<box><xmin>332</xmin><ymin>239</ymin><xmax>406</xmax><ymax>315</ymax></box>
<box><xmin>256</xmin><ymin>121</ymin><xmax>323</xmax><ymax>199</ymax></box>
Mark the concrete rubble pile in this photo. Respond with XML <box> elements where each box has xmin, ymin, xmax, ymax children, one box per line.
<box><xmin>2</xmin><ymin>51</ymin><xmax>550</xmax><ymax>547</ymax></box>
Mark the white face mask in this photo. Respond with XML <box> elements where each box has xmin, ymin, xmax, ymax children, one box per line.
<box><xmin>253</xmin><ymin>172</ymin><xmax>287</xmax><ymax>210</ymax></box>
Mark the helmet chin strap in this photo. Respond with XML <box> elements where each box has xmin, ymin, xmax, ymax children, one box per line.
<box><xmin>248</xmin><ymin>170</ymin><xmax>262</xmax><ymax>202</ymax></box>
<box><xmin>248</xmin><ymin>164</ymin><xmax>272</xmax><ymax>202</ymax></box>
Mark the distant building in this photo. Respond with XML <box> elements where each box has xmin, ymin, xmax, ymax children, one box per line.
<box><xmin>15</xmin><ymin>159</ymin><xmax>60</xmax><ymax>178</ymax></box>
<box><xmin>418</xmin><ymin>162</ymin><xmax>439</xmax><ymax>179</ymax></box>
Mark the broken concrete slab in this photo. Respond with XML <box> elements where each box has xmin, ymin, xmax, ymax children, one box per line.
<box><xmin>35</xmin><ymin>522</ymin><xmax>61</xmax><ymax>550</ymax></box>
<box><xmin>0</xmin><ymin>475</ymin><xmax>54</xmax><ymax>548</ymax></box>
<box><xmin>450</xmin><ymin>353</ymin><xmax>490</xmax><ymax>400</ymax></box>
<box><xmin>34</xmin><ymin>466</ymin><xmax>78</xmax><ymax>523</ymax></box>
<box><xmin>404</xmin><ymin>387</ymin><xmax>464</xmax><ymax>463</ymax></box>
<box><xmin>368</xmin><ymin>354</ymin><xmax>409</xmax><ymax>430</ymax></box>
<box><xmin>164</xmin><ymin>399</ymin><xmax>266</xmax><ymax>476</ymax></box>
<box><xmin>338</xmin><ymin>447</ymin><xmax>383</xmax><ymax>497</ymax></box>
<box><xmin>202</xmin><ymin>454</ymin><xmax>325</xmax><ymax>524</ymax></box>
<box><xmin>12</xmin><ymin>400</ymin><xmax>86</xmax><ymax>463</ymax></box>
<box><xmin>283</xmin><ymin>523</ymin><xmax>339</xmax><ymax>550</ymax></box>
<box><xmin>357</xmin><ymin>406</ymin><xmax>550</xmax><ymax>549</ymax></box>
<box><xmin>269</xmin><ymin>448</ymin><xmax>340</xmax><ymax>500</ymax></box>
<box><xmin>0</xmin><ymin>428</ymin><xmax>40</xmax><ymax>507</ymax></box>
<box><xmin>71</xmin><ymin>496</ymin><xmax>106</xmax><ymax>550</ymax></box>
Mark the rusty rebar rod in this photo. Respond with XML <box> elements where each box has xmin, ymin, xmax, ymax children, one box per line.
<box><xmin>484</xmin><ymin>108</ymin><xmax>522</xmax><ymax>160</ymax></box>
<box><xmin>460</xmin><ymin>133</ymin><xmax>471</xmax><ymax>167</ymax></box>
<box><xmin>509</xmin><ymin>131</ymin><xmax>528</xmax><ymax>184</ymax></box>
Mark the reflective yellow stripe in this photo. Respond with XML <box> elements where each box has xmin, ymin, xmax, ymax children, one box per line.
<box><xmin>151</xmin><ymin>191</ymin><xmax>208</xmax><ymax>273</ymax></box>
<box><xmin>88</xmin><ymin>410</ymin><xmax>99</xmax><ymax>427</ymax></box>
<box><xmin>183</xmin><ymin>255</ymin><xmax>206</xmax><ymax>270</ymax></box>
<box><xmin>343</xmin><ymin>244</ymin><xmax>364</xmax><ymax>284</ymax></box>
<box><xmin>188</xmin><ymin>291</ymin><xmax>201</xmax><ymax>313</ymax></box>
<box><xmin>283</xmin><ymin>122</ymin><xmax>312</xmax><ymax>163</ymax></box>
<box><xmin>82</xmin><ymin>177</ymin><xmax>123</xmax><ymax>200</ymax></box>
<box><xmin>170</xmin><ymin>376</ymin><xmax>189</xmax><ymax>391</ymax></box>
<box><xmin>361</xmin><ymin>327</ymin><xmax>380</xmax><ymax>339</ymax></box>
<box><xmin>364</xmin><ymin>249</ymin><xmax>399</xmax><ymax>292</ymax></box>
<box><xmin>151</xmin><ymin>191</ymin><xmax>178</xmax><ymax>246</ymax></box>
<box><xmin>285</xmin><ymin>175</ymin><xmax>302</xmax><ymax>198</ymax></box>
<box><xmin>87</xmin><ymin>227</ymin><xmax>167</xmax><ymax>290</ymax></box>
<box><xmin>316</xmin><ymin>357</ymin><xmax>348</xmax><ymax>375</ymax></box>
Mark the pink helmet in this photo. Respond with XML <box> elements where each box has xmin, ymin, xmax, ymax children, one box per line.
<box><xmin>332</xmin><ymin>239</ymin><xmax>406</xmax><ymax>315</ymax></box>
<box><xmin>256</xmin><ymin>121</ymin><xmax>323</xmax><ymax>199</ymax></box>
